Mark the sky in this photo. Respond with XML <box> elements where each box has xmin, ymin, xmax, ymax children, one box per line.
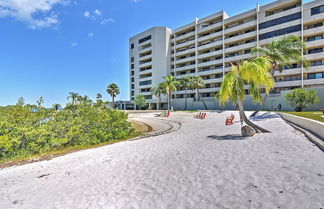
<box><xmin>0</xmin><ymin>0</ymin><xmax>313</xmax><ymax>107</ymax></box>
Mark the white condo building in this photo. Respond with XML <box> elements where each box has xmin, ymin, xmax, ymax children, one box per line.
<box><xmin>129</xmin><ymin>0</ymin><xmax>324</xmax><ymax>110</ymax></box>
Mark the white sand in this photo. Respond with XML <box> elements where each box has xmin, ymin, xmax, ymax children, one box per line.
<box><xmin>0</xmin><ymin>111</ymin><xmax>323</xmax><ymax>209</ymax></box>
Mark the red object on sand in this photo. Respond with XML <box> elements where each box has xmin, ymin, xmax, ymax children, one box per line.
<box><xmin>225</xmin><ymin>114</ymin><xmax>234</xmax><ymax>125</ymax></box>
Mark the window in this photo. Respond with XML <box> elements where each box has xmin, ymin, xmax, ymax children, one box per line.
<box><xmin>311</xmin><ymin>5</ymin><xmax>324</xmax><ymax>15</ymax></box>
<box><xmin>131</xmin><ymin>43</ymin><xmax>134</xmax><ymax>49</ymax></box>
<box><xmin>259</xmin><ymin>12</ymin><xmax>301</xmax><ymax>30</ymax></box>
<box><xmin>131</xmin><ymin>91</ymin><xmax>134</xmax><ymax>96</ymax></box>
<box><xmin>307</xmin><ymin>22</ymin><xmax>323</xmax><ymax>29</ymax></box>
<box><xmin>131</xmin><ymin>57</ymin><xmax>134</xmax><ymax>62</ymax></box>
<box><xmin>131</xmin><ymin>71</ymin><xmax>134</xmax><ymax>76</ymax></box>
<box><xmin>311</xmin><ymin>60</ymin><xmax>322</xmax><ymax>66</ymax></box>
<box><xmin>308</xmin><ymin>48</ymin><xmax>323</xmax><ymax>54</ymax></box>
<box><xmin>131</xmin><ymin>77</ymin><xmax>134</xmax><ymax>82</ymax></box>
<box><xmin>307</xmin><ymin>35</ymin><xmax>323</xmax><ymax>42</ymax></box>
<box><xmin>131</xmin><ymin>84</ymin><xmax>134</xmax><ymax>89</ymax></box>
<box><xmin>139</xmin><ymin>80</ymin><xmax>152</xmax><ymax>86</ymax></box>
<box><xmin>131</xmin><ymin>64</ymin><xmax>134</xmax><ymax>69</ymax></box>
<box><xmin>144</xmin><ymin>95</ymin><xmax>152</xmax><ymax>99</ymax></box>
<box><xmin>259</xmin><ymin>25</ymin><xmax>301</xmax><ymax>40</ymax></box>
<box><xmin>138</xmin><ymin>35</ymin><xmax>151</xmax><ymax>44</ymax></box>
<box><xmin>308</xmin><ymin>73</ymin><xmax>323</xmax><ymax>79</ymax></box>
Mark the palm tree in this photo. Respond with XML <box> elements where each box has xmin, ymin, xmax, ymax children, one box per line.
<box><xmin>216</xmin><ymin>57</ymin><xmax>275</xmax><ymax>133</ymax></box>
<box><xmin>52</xmin><ymin>104</ymin><xmax>61</xmax><ymax>111</ymax></box>
<box><xmin>151</xmin><ymin>83</ymin><xmax>166</xmax><ymax>110</ymax></box>
<box><xmin>161</xmin><ymin>75</ymin><xmax>179</xmax><ymax>112</ymax></box>
<box><xmin>190</xmin><ymin>76</ymin><xmax>208</xmax><ymax>110</ymax></box>
<box><xmin>179</xmin><ymin>76</ymin><xmax>193</xmax><ymax>110</ymax></box>
<box><xmin>250</xmin><ymin>34</ymin><xmax>310</xmax><ymax>116</ymax></box>
<box><xmin>36</xmin><ymin>97</ymin><xmax>44</xmax><ymax>108</ymax></box>
<box><xmin>67</xmin><ymin>92</ymin><xmax>79</xmax><ymax>105</ymax></box>
<box><xmin>107</xmin><ymin>83</ymin><xmax>120</xmax><ymax>109</ymax></box>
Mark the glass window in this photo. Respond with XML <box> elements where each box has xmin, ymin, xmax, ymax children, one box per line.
<box><xmin>131</xmin><ymin>43</ymin><xmax>134</xmax><ymax>49</ymax></box>
<box><xmin>311</xmin><ymin>5</ymin><xmax>324</xmax><ymax>15</ymax></box>
<box><xmin>259</xmin><ymin>12</ymin><xmax>301</xmax><ymax>30</ymax></box>
<box><xmin>259</xmin><ymin>25</ymin><xmax>301</xmax><ymax>40</ymax></box>
<box><xmin>307</xmin><ymin>35</ymin><xmax>323</xmax><ymax>42</ymax></box>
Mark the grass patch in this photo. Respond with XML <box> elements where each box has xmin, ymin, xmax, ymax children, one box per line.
<box><xmin>280</xmin><ymin>111</ymin><xmax>324</xmax><ymax>123</ymax></box>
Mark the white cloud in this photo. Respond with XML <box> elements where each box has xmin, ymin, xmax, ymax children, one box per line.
<box><xmin>94</xmin><ymin>9</ymin><xmax>101</xmax><ymax>16</ymax></box>
<box><xmin>100</xmin><ymin>18</ymin><xmax>114</xmax><ymax>24</ymax></box>
<box><xmin>71</xmin><ymin>42</ymin><xmax>78</xmax><ymax>47</ymax></box>
<box><xmin>88</xmin><ymin>32</ymin><xmax>94</xmax><ymax>37</ymax></box>
<box><xmin>83</xmin><ymin>11</ymin><xmax>90</xmax><ymax>17</ymax></box>
<box><xmin>0</xmin><ymin>0</ymin><xmax>67</xmax><ymax>29</ymax></box>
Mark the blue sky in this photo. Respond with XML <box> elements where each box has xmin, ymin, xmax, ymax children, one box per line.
<box><xmin>0</xmin><ymin>0</ymin><xmax>312</xmax><ymax>107</ymax></box>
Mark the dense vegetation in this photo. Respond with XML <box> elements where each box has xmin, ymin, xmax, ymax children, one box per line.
<box><xmin>0</xmin><ymin>95</ymin><xmax>134</xmax><ymax>163</ymax></box>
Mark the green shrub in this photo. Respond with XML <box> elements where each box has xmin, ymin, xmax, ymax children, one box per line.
<box><xmin>0</xmin><ymin>105</ymin><xmax>134</xmax><ymax>161</ymax></box>
<box><xmin>285</xmin><ymin>88</ymin><xmax>320</xmax><ymax>112</ymax></box>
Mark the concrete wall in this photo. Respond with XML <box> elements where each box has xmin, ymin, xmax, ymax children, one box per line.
<box><xmin>279</xmin><ymin>112</ymin><xmax>324</xmax><ymax>139</ymax></box>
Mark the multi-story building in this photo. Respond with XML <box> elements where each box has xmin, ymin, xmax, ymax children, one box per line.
<box><xmin>129</xmin><ymin>0</ymin><xmax>324</xmax><ymax>110</ymax></box>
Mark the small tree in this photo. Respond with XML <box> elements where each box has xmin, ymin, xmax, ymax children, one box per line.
<box><xmin>285</xmin><ymin>88</ymin><xmax>319</xmax><ymax>112</ymax></box>
<box><xmin>17</xmin><ymin>97</ymin><xmax>25</xmax><ymax>106</ymax></box>
<box><xmin>52</xmin><ymin>104</ymin><xmax>61</xmax><ymax>111</ymax></box>
<box><xmin>134</xmin><ymin>95</ymin><xmax>146</xmax><ymax>110</ymax></box>
<box><xmin>36</xmin><ymin>97</ymin><xmax>44</xmax><ymax>108</ymax></box>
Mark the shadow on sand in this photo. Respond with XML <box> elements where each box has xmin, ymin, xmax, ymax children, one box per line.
<box><xmin>207</xmin><ymin>134</ymin><xmax>243</xmax><ymax>140</ymax></box>
<box><xmin>250</xmin><ymin>112</ymin><xmax>280</xmax><ymax>121</ymax></box>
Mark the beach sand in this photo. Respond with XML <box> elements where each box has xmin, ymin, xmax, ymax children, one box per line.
<box><xmin>0</xmin><ymin>111</ymin><xmax>323</xmax><ymax>209</ymax></box>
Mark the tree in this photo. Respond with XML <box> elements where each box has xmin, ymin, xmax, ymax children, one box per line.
<box><xmin>36</xmin><ymin>97</ymin><xmax>44</xmax><ymax>107</ymax></box>
<box><xmin>151</xmin><ymin>83</ymin><xmax>166</xmax><ymax>110</ymax></box>
<box><xmin>17</xmin><ymin>97</ymin><xmax>25</xmax><ymax>106</ymax></box>
<box><xmin>285</xmin><ymin>88</ymin><xmax>319</xmax><ymax>112</ymax></box>
<box><xmin>190</xmin><ymin>76</ymin><xmax>208</xmax><ymax>110</ymax></box>
<box><xmin>52</xmin><ymin>104</ymin><xmax>61</xmax><ymax>111</ymax></box>
<box><xmin>179</xmin><ymin>76</ymin><xmax>193</xmax><ymax>110</ymax></box>
<box><xmin>107</xmin><ymin>83</ymin><xmax>120</xmax><ymax>109</ymax></box>
<box><xmin>250</xmin><ymin>34</ymin><xmax>310</xmax><ymax>117</ymax></box>
<box><xmin>67</xmin><ymin>92</ymin><xmax>79</xmax><ymax>105</ymax></box>
<box><xmin>216</xmin><ymin>57</ymin><xmax>275</xmax><ymax>133</ymax></box>
<box><xmin>161</xmin><ymin>75</ymin><xmax>179</xmax><ymax>112</ymax></box>
<box><xmin>134</xmin><ymin>95</ymin><xmax>146</xmax><ymax>110</ymax></box>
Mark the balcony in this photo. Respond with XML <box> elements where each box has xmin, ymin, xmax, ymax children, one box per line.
<box><xmin>139</xmin><ymin>46</ymin><xmax>152</xmax><ymax>53</ymax></box>
<box><xmin>224</xmin><ymin>42</ymin><xmax>256</xmax><ymax>53</ymax></box>
<box><xmin>198</xmin><ymin>21</ymin><xmax>223</xmax><ymax>33</ymax></box>
<box><xmin>224</xmin><ymin>31</ymin><xmax>257</xmax><ymax>44</ymax></box>
<box><xmin>174</xmin><ymin>56</ymin><xmax>196</xmax><ymax>65</ymax></box>
<box><xmin>203</xmin><ymin>77</ymin><xmax>223</xmax><ymax>84</ymax></box>
<box><xmin>197</xmin><ymin>49</ymin><xmax>223</xmax><ymax>59</ymax></box>
<box><xmin>175</xmin><ymin>48</ymin><xmax>195</xmax><ymax>57</ymax></box>
<box><xmin>175</xmin><ymin>64</ymin><xmax>195</xmax><ymax>72</ymax></box>
<box><xmin>139</xmin><ymin>61</ymin><xmax>152</xmax><ymax>68</ymax></box>
<box><xmin>197</xmin><ymin>59</ymin><xmax>223</xmax><ymax>68</ymax></box>
<box><xmin>305</xmin><ymin>51</ymin><xmax>324</xmax><ymax>60</ymax></box>
<box><xmin>139</xmin><ymin>54</ymin><xmax>152</xmax><ymax>61</ymax></box>
<box><xmin>225</xmin><ymin>20</ymin><xmax>257</xmax><ymax>34</ymax></box>
<box><xmin>198</xmin><ymin>31</ymin><xmax>223</xmax><ymax>42</ymax></box>
<box><xmin>304</xmin><ymin>25</ymin><xmax>324</xmax><ymax>36</ymax></box>
<box><xmin>198</xmin><ymin>39</ymin><xmax>223</xmax><ymax>51</ymax></box>
<box><xmin>175</xmin><ymin>39</ymin><xmax>196</xmax><ymax>49</ymax></box>
<box><xmin>306</xmin><ymin>39</ymin><xmax>324</xmax><ymax>48</ymax></box>
<box><xmin>175</xmin><ymin>31</ymin><xmax>195</xmax><ymax>41</ymax></box>
<box><xmin>198</xmin><ymin>68</ymin><xmax>223</xmax><ymax>76</ymax></box>
<box><xmin>261</xmin><ymin>6</ymin><xmax>301</xmax><ymax>23</ymax></box>
<box><xmin>225</xmin><ymin>53</ymin><xmax>252</xmax><ymax>63</ymax></box>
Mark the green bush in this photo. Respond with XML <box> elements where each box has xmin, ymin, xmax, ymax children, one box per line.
<box><xmin>285</xmin><ymin>88</ymin><xmax>320</xmax><ymax>112</ymax></box>
<box><xmin>0</xmin><ymin>105</ymin><xmax>134</xmax><ymax>161</ymax></box>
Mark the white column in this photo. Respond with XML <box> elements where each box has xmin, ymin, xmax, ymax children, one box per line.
<box><xmin>256</xmin><ymin>3</ymin><xmax>260</xmax><ymax>57</ymax></box>
<box><xmin>222</xmin><ymin>12</ymin><xmax>225</xmax><ymax>79</ymax></box>
<box><xmin>195</xmin><ymin>18</ymin><xmax>199</xmax><ymax>101</ymax></box>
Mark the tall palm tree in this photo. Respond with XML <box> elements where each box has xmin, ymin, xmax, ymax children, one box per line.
<box><xmin>37</xmin><ymin>96</ymin><xmax>44</xmax><ymax>107</ymax></box>
<box><xmin>190</xmin><ymin>76</ymin><xmax>208</xmax><ymax>110</ymax></box>
<box><xmin>52</xmin><ymin>104</ymin><xmax>61</xmax><ymax>111</ymax></box>
<box><xmin>67</xmin><ymin>92</ymin><xmax>79</xmax><ymax>105</ymax></box>
<box><xmin>179</xmin><ymin>76</ymin><xmax>193</xmax><ymax>110</ymax></box>
<box><xmin>217</xmin><ymin>57</ymin><xmax>275</xmax><ymax>133</ymax></box>
<box><xmin>250</xmin><ymin>34</ymin><xmax>310</xmax><ymax>116</ymax></box>
<box><xmin>161</xmin><ymin>75</ymin><xmax>179</xmax><ymax>112</ymax></box>
<box><xmin>151</xmin><ymin>83</ymin><xmax>166</xmax><ymax>110</ymax></box>
<box><xmin>107</xmin><ymin>83</ymin><xmax>120</xmax><ymax>109</ymax></box>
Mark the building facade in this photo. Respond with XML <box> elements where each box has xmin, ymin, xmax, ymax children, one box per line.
<box><xmin>129</xmin><ymin>0</ymin><xmax>324</xmax><ymax>110</ymax></box>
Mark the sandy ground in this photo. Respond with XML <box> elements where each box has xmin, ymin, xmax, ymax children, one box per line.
<box><xmin>0</xmin><ymin>111</ymin><xmax>323</xmax><ymax>209</ymax></box>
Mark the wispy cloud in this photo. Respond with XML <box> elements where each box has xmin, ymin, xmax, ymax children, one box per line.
<box><xmin>0</xmin><ymin>0</ymin><xmax>68</xmax><ymax>29</ymax></box>
<box><xmin>100</xmin><ymin>18</ymin><xmax>114</xmax><ymax>24</ymax></box>
<box><xmin>71</xmin><ymin>42</ymin><xmax>78</xmax><ymax>47</ymax></box>
<box><xmin>83</xmin><ymin>9</ymin><xmax>114</xmax><ymax>25</ymax></box>
<box><xmin>88</xmin><ymin>32</ymin><xmax>94</xmax><ymax>38</ymax></box>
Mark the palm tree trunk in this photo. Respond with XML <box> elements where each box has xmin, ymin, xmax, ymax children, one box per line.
<box><xmin>112</xmin><ymin>96</ymin><xmax>115</xmax><ymax>109</ymax></box>
<box><xmin>238</xmin><ymin>99</ymin><xmax>270</xmax><ymax>133</ymax></box>
<box><xmin>157</xmin><ymin>96</ymin><xmax>160</xmax><ymax>110</ymax></box>
<box><xmin>197</xmin><ymin>89</ymin><xmax>208</xmax><ymax>110</ymax></box>
<box><xmin>167</xmin><ymin>93</ymin><xmax>170</xmax><ymax>112</ymax></box>
<box><xmin>250</xmin><ymin>67</ymin><xmax>275</xmax><ymax>117</ymax></box>
<box><xmin>184</xmin><ymin>88</ymin><xmax>188</xmax><ymax>110</ymax></box>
